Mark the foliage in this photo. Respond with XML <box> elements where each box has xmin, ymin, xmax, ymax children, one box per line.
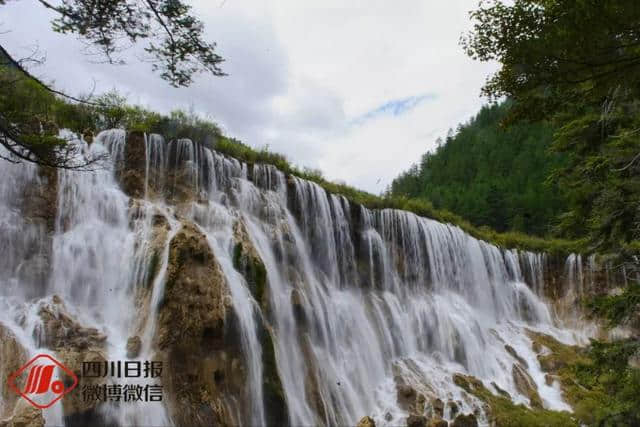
<box><xmin>587</xmin><ymin>283</ymin><xmax>640</xmax><ymax>327</ymax></box>
<box><xmin>0</xmin><ymin>0</ymin><xmax>224</xmax><ymax>169</ymax></box>
<box><xmin>0</xmin><ymin>61</ymin><xmax>99</xmax><ymax>168</ymax></box>
<box><xmin>461</xmin><ymin>0</ymin><xmax>640</xmax><ymax>122</ymax></box>
<box><xmin>462</xmin><ymin>0</ymin><xmax>640</xmax><ymax>253</ymax></box>
<box><xmin>528</xmin><ymin>331</ymin><xmax>640</xmax><ymax>426</ymax></box>
<box><xmin>452</xmin><ymin>373</ymin><xmax>577</xmax><ymax>427</ymax></box>
<box><xmin>389</xmin><ymin>101</ymin><xmax>567</xmax><ymax>236</ymax></box>
<box><xmin>26</xmin><ymin>0</ymin><xmax>225</xmax><ymax>87</ymax></box>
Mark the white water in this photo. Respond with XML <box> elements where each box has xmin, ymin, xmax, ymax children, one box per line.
<box><xmin>0</xmin><ymin>130</ymin><xmax>599</xmax><ymax>426</ymax></box>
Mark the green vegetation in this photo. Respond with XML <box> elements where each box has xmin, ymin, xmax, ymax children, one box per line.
<box><xmin>527</xmin><ymin>331</ymin><xmax>640</xmax><ymax>426</ymax></box>
<box><xmin>232</xmin><ymin>241</ymin><xmax>268</xmax><ymax>310</ymax></box>
<box><xmin>453</xmin><ymin>333</ymin><xmax>640</xmax><ymax>427</ymax></box>
<box><xmin>587</xmin><ymin>283</ymin><xmax>640</xmax><ymax>327</ymax></box>
<box><xmin>390</xmin><ymin>101</ymin><xmax>567</xmax><ymax>236</ymax></box>
<box><xmin>452</xmin><ymin>373</ymin><xmax>577</xmax><ymax>427</ymax></box>
<box><xmin>1</xmin><ymin>0</ymin><xmax>225</xmax><ymax>167</ymax></box>
<box><xmin>462</xmin><ymin>0</ymin><xmax>640</xmax><ymax>255</ymax></box>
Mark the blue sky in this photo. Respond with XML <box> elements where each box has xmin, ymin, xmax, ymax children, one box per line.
<box><xmin>1</xmin><ymin>0</ymin><xmax>497</xmax><ymax>193</ymax></box>
<box><xmin>353</xmin><ymin>94</ymin><xmax>437</xmax><ymax>125</ymax></box>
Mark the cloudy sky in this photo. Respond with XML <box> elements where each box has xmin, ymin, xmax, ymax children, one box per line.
<box><xmin>2</xmin><ymin>0</ymin><xmax>497</xmax><ymax>193</ymax></box>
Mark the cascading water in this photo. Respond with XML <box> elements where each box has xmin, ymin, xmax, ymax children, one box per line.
<box><xmin>0</xmin><ymin>129</ymin><xmax>603</xmax><ymax>426</ymax></box>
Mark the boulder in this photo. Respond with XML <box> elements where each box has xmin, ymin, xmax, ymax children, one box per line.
<box><xmin>37</xmin><ymin>297</ymin><xmax>107</xmax><ymax>350</ymax></box>
<box><xmin>451</xmin><ymin>413</ymin><xmax>478</xmax><ymax>427</ymax></box>
<box><xmin>36</xmin><ymin>297</ymin><xmax>108</xmax><ymax>423</ymax></box>
<box><xmin>406</xmin><ymin>414</ymin><xmax>427</xmax><ymax>427</ymax></box>
<box><xmin>397</xmin><ymin>383</ymin><xmax>418</xmax><ymax>411</ymax></box>
<box><xmin>446</xmin><ymin>400</ymin><xmax>459</xmax><ymax>418</ymax></box>
<box><xmin>512</xmin><ymin>364</ymin><xmax>542</xmax><ymax>408</ymax></box>
<box><xmin>357</xmin><ymin>415</ymin><xmax>376</xmax><ymax>427</ymax></box>
<box><xmin>431</xmin><ymin>398</ymin><xmax>444</xmax><ymax>418</ymax></box>
<box><xmin>428</xmin><ymin>417</ymin><xmax>448</xmax><ymax>427</ymax></box>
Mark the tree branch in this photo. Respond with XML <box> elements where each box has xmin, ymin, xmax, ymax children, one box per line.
<box><xmin>0</xmin><ymin>44</ymin><xmax>102</xmax><ymax>106</ymax></box>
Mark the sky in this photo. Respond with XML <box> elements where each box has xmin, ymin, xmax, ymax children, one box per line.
<box><xmin>1</xmin><ymin>0</ymin><xmax>497</xmax><ymax>193</ymax></box>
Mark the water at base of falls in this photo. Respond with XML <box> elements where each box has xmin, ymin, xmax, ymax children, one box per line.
<box><xmin>0</xmin><ymin>130</ymin><xmax>594</xmax><ymax>426</ymax></box>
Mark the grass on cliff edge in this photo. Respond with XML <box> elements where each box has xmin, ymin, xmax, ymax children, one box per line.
<box><xmin>3</xmin><ymin>64</ymin><xmax>580</xmax><ymax>254</ymax></box>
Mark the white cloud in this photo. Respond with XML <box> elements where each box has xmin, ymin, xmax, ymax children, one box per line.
<box><xmin>1</xmin><ymin>0</ymin><xmax>497</xmax><ymax>193</ymax></box>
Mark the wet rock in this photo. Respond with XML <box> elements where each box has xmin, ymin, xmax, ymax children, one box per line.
<box><xmin>428</xmin><ymin>417</ymin><xmax>448</xmax><ymax>427</ymax></box>
<box><xmin>415</xmin><ymin>393</ymin><xmax>426</xmax><ymax>414</ymax></box>
<box><xmin>83</xmin><ymin>129</ymin><xmax>94</xmax><ymax>145</ymax></box>
<box><xmin>126</xmin><ymin>335</ymin><xmax>142</xmax><ymax>358</ymax></box>
<box><xmin>37</xmin><ymin>298</ymin><xmax>107</xmax><ymax>350</ymax></box>
<box><xmin>504</xmin><ymin>344</ymin><xmax>528</xmax><ymax>368</ymax></box>
<box><xmin>512</xmin><ymin>364</ymin><xmax>542</xmax><ymax>409</ymax></box>
<box><xmin>256</xmin><ymin>318</ymin><xmax>288</xmax><ymax>427</ymax></box>
<box><xmin>36</xmin><ymin>297</ymin><xmax>108</xmax><ymax>422</ymax></box>
<box><xmin>384</xmin><ymin>412</ymin><xmax>393</xmax><ymax>422</ymax></box>
<box><xmin>544</xmin><ymin>373</ymin><xmax>561</xmax><ymax>386</ymax></box>
<box><xmin>396</xmin><ymin>383</ymin><xmax>418</xmax><ymax>411</ymax></box>
<box><xmin>406</xmin><ymin>414</ymin><xmax>427</xmax><ymax>427</ymax></box>
<box><xmin>0</xmin><ymin>399</ymin><xmax>44</xmax><ymax>427</ymax></box>
<box><xmin>447</xmin><ymin>400</ymin><xmax>459</xmax><ymax>418</ymax></box>
<box><xmin>232</xmin><ymin>219</ymin><xmax>269</xmax><ymax>313</ymax></box>
<box><xmin>156</xmin><ymin>222</ymin><xmax>232</xmax><ymax>348</ymax></box>
<box><xmin>23</xmin><ymin>165</ymin><xmax>57</xmax><ymax>233</ymax></box>
<box><xmin>16</xmin><ymin>165</ymin><xmax>57</xmax><ymax>296</ymax></box>
<box><xmin>451</xmin><ymin>413</ymin><xmax>478</xmax><ymax>427</ymax></box>
<box><xmin>452</xmin><ymin>374</ymin><xmax>483</xmax><ymax>394</ymax></box>
<box><xmin>290</xmin><ymin>288</ymin><xmax>308</xmax><ymax>327</ymax></box>
<box><xmin>58</xmin><ymin>348</ymin><xmax>108</xmax><ymax>422</ymax></box>
<box><xmin>118</xmin><ymin>131</ymin><xmax>146</xmax><ymax>198</ymax></box>
<box><xmin>431</xmin><ymin>398</ymin><xmax>444</xmax><ymax>418</ymax></box>
<box><xmin>490</xmin><ymin>381</ymin><xmax>511</xmax><ymax>399</ymax></box>
<box><xmin>357</xmin><ymin>415</ymin><xmax>376</xmax><ymax>427</ymax></box>
<box><xmin>299</xmin><ymin>333</ymin><xmax>328</xmax><ymax>425</ymax></box>
<box><xmin>0</xmin><ymin>324</ymin><xmax>28</xmax><ymax>419</ymax></box>
<box><xmin>144</xmin><ymin>209</ymin><xmax>170</xmax><ymax>289</ymax></box>
<box><xmin>156</xmin><ymin>222</ymin><xmax>249</xmax><ymax>427</ymax></box>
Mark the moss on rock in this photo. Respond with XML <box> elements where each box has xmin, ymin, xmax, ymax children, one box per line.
<box><xmin>157</xmin><ymin>222</ymin><xmax>244</xmax><ymax>427</ymax></box>
<box><xmin>452</xmin><ymin>373</ymin><xmax>577</xmax><ymax>427</ymax></box>
<box><xmin>257</xmin><ymin>319</ymin><xmax>288</xmax><ymax>427</ymax></box>
<box><xmin>232</xmin><ymin>220</ymin><xmax>269</xmax><ymax>312</ymax></box>
<box><xmin>527</xmin><ymin>330</ymin><xmax>640</xmax><ymax>426</ymax></box>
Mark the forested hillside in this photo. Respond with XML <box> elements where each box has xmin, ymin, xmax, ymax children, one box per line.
<box><xmin>390</xmin><ymin>102</ymin><xmax>567</xmax><ymax>236</ymax></box>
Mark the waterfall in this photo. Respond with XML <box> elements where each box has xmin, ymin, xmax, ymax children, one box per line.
<box><xmin>0</xmin><ymin>130</ymin><xmax>600</xmax><ymax>426</ymax></box>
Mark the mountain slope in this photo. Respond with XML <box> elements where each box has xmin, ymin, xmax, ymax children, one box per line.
<box><xmin>390</xmin><ymin>102</ymin><xmax>568</xmax><ymax>236</ymax></box>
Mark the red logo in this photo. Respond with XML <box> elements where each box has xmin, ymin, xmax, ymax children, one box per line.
<box><xmin>7</xmin><ymin>354</ymin><xmax>78</xmax><ymax>409</ymax></box>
